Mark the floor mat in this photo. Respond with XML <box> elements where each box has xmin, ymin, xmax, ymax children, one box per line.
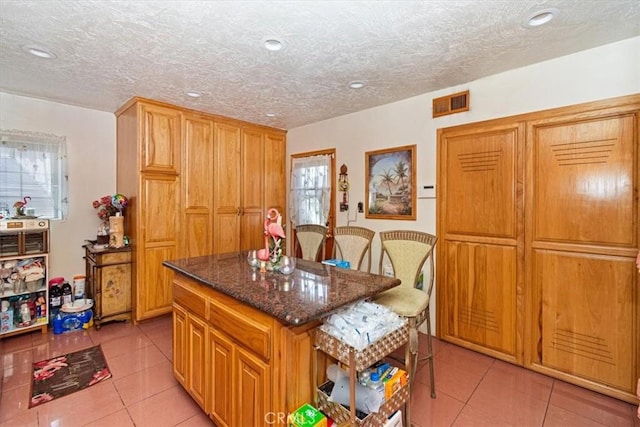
<box><xmin>29</xmin><ymin>344</ymin><xmax>112</xmax><ymax>408</ymax></box>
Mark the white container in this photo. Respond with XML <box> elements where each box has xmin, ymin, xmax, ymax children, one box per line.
<box><xmin>73</xmin><ymin>275</ymin><xmax>86</xmax><ymax>299</ymax></box>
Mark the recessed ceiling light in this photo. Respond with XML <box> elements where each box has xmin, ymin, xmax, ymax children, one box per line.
<box><xmin>262</xmin><ymin>37</ymin><xmax>285</xmax><ymax>51</ymax></box>
<box><xmin>186</xmin><ymin>91</ymin><xmax>202</xmax><ymax>98</ymax></box>
<box><xmin>265</xmin><ymin>113</ymin><xmax>277</xmax><ymax>118</ymax></box>
<box><xmin>348</xmin><ymin>81</ymin><xmax>365</xmax><ymax>89</ymax></box>
<box><xmin>23</xmin><ymin>45</ymin><xmax>56</xmax><ymax>59</ymax></box>
<box><xmin>523</xmin><ymin>8</ymin><xmax>558</xmax><ymax>28</ymax></box>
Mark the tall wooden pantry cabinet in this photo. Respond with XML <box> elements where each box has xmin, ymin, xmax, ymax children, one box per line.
<box><xmin>436</xmin><ymin>94</ymin><xmax>640</xmax><ymax>403</ymax></box>
<box><xmin>116</xmin><ymin>97</ymin><xmax>286</xmax><ymax>322</ymax></box>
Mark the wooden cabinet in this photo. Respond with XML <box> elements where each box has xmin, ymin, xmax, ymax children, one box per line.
<box><xmin>117</xmin><ymin>99</ymin><xmax>182</xmax><ymax>321</ymax></box>
<box><xmin>116</xmin><ymin>98</ymin><xmax>286</xmax><ymax>321</ymax></box>
<box><xmin>264</xmin><ymin>131</ymin><xmax>287</xmax><ymax>226</ymax></box>
<box><xmin>213</xmin><ymin>122</ymin><xmax>242</xmax><ymax>255</ymax></box>
<box><xmin>213</xmin><ymin>122</ymin><xmax>286</xmax><ymax>254</ymax></box>
<box><xmin>208</xmin><ymin>327</ymin><xmax>233</xmax><ymax>427</ymax></box>
<box><xmin>437</xmin><ymin>94</ymin><xmax>640</xmax><ymax>403</ymax></box>
<box><xmin>172</xmin><ymin>274</ymin><xmax>316</xmax><ymax>427</ymax></box>
<box><xmin>181</xmin><ymin>113</ymin><xmax>215</xmax><ymax>258</ymax></box>
<box><xmin>235</xmin><ymin>346</ymin><xmax>270</xmax><ymax>427</ymax></box>
<box><xmin>187</xmin><ymin>314</ymin><xmax>207</xmax><ymax>410</ymax></box>
<box><xmin>525</xmin><ymin>108</ymin><xmax>639</xmax><ymax>402</ymax></box>
<box><xmin>437</xmin><ymin>121</ymin><xmax>524</xmax><ymax>363</ymax></box>
<box><xmin>83</xmin><ymin>244</ymin><xmax>132</xmax><ymax>328</ymax></box>
<box><xmin>172</xmin><ymin>304</ymin><xmax>187</xmax><ymax>386</ymax></box>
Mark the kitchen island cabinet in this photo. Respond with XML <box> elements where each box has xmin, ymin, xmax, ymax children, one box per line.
<box><xmin>163</xmin><ymin>252</ymin><xmax>400</xmax><ymax>426</ymax></box>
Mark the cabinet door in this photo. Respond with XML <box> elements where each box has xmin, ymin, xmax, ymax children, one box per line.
<box><xmin>526</xmin><ymin>112</ymin><xmax>639</xmax><ymax>396</ymax></box>
<box><xmin>264</xmin><ymin>132</ymin><xmax>286</xmax><ymax>222</ymax></box>
<box><xmin>98</xmin><ymin>262</ymin><xmax>132</xmax><ymax>318</ymax></box>
<box><xmin>172</xmin><ymin>304</ymin><xmax>187</xmax><ymax>387</ymax></box>
<box><xmin>187</xmin><ymin>314</ymin><xmax>208</xmax><ymax>410</ymax></box>
<box><xmin>209</xmin><ymin>327</ymin><xmax>234</xmax><ymax>427</ymax></box>
<box><xmin>139</xmin><ymin>102</ymin><xmax>181</xmax><ymax>173</ymax></box>
<box><xmin>182</xmin><ymin>114</ymin><xmax>214</xmax><ymax>258</ymax></box>
<box><xmin>213</xmin><ymin>122</ymin><xmax>242</xmax><ymax>254</ymax></box>
<box><xmin>437</xmin><ymin>122</ymin><xmax>524</xmax><ymax>362</ymax></box>
<box><xmin>138</xmin><ymin>173</ymin><xmax>179</xmax><ymax>320</ymax></box>
<box><xmin>241</xmin><ymin>128</ymin><xmax>265</xmax><ymax>252</ymax></box>
<box><xmin>235</xmin><ymin>346</ymin><xmax>270</xmax><ymax>427</ymax></box>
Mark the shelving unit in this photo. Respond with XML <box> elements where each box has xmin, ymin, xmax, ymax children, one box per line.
<box><xmin>0</xmin><ymin>219</ymin><xmax>50</xmax><ymax>338</ymax></box>
<box><xmin>313</xmin><ymin>322</ymin><xmax>410</xmax><ymax>426</ymax></box>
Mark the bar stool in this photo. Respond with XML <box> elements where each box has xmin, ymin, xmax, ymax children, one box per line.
<box><xmin>294</xmin><ymin>224</ymin><xmax>328</xmax><ymax>261</ymax></box>
<box><xmin>373</xmin><ymin>230</ymin><xmax>437</xmax><ymax>397</ymax></box>
<box><xmin>332</xmin><ymin>226</ymin><xmax>375</xmax><ymax>272</ymax></box>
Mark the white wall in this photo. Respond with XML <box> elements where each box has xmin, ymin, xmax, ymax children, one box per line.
<box><xmin>0</xmin><ymin>92</ymin><xmax>116</xmax><ymax>282</ymax></box>
<box><xmin>287</xmin><ymin>36</ymin><xmax>640</xmax><ymax>329</ymax></box>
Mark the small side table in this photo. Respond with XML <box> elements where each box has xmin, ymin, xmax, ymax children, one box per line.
<box><xmin>83</xmin><ymin>243</ymin><xmax>132</xmax><ymax>329</ymax></box>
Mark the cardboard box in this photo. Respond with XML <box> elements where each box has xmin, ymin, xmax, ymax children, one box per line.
<box><xmin>383</xmin><ymin>410</ymin><xmax>403</xmax><ymax>427</ymax></box>
<box><xmin>0</xmin><ymin>309</ymin><xmax>14</xmax><ymax>332</ymax></box>
<box><xmin>383</xmin><ymin>369</ymin><xmax>407</xmax><ymax>401</ymax></box>
<box><xmin>288</xmin><ymin>403</ymin><xmax>327</xmax><ymax>427</ymax></box>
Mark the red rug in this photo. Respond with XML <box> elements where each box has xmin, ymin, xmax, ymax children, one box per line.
<box><xmin>29</xmin><ymin>345</ymin><xmax>112</xmax><ymax>408</ymax></box>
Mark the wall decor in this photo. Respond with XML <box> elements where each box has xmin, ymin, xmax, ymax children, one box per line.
<box><xmin>365</xmin><ymin>144</ymin><xmax>416</xmax><ymax>220</ymax></box>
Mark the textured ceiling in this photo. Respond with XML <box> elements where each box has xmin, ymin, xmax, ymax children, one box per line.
<box><xmin>1</xmin><ymin>1</ymin><xmax>639</xmax><ymax>130</ymax></box>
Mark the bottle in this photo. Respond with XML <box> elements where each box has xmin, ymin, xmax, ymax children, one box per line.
<box><xmin>73</xmin><ymin>275</ymin><xmax>86</xmax><ymax>300</ymax></box>
<box><xmin>61</xmin><ymin>281</ymin><xmax>73</xmax><ymax>305</ymax></box>
<box><xmin>48</xmin><ymin>277</ymin><xmax>63</xmax><ymax>325</ymax></box>
<box><xmin>368</xmin><ymin>372</ymin><xmax>386</xmax><ymax>402</ymax></box>
<box><xmin>53</xmin><ymin>312</ymin><xmax>63</xmax><ymax>334</ymax></box>
<box><xmin>358</xmin><ymin>370</ymin><xmax>371</xmax><ymax>387</ymax></box>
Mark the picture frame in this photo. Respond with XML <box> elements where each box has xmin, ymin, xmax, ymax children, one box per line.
<box><xmin>365</xmin><ymin>144</ymin><xmax>416</xmax><ymax>220</ymax></box>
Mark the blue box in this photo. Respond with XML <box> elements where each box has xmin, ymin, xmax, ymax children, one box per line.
<box><xmin>321</xmin><ymin>259</ymin><xmax>351</xmax><ymax>269</ymax></box>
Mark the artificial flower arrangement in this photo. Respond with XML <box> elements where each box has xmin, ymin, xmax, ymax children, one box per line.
<box><xmin>92</xmin><ymin>194</ymin><xmax>128</xmax><ymax>239</ymax></box>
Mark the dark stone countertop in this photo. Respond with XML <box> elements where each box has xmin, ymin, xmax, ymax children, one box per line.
<box><xmin>163</xmin><ymin>252</ymin><xmax>400</xmax><ymax>327</ymax></box>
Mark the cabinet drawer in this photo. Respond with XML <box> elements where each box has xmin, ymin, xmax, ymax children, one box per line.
<box><xmin>94</xmin><ymin>251</ymin><xmax>132</xmax><ymax>265</ymax></box>
<box><xmin>209</xmin><ymin>298</ymin><xmax>271</xmax><ymax>361</ymax></box>
<box><xmin>173</xmin><ymin>281</ymin><xmax>207</xmax><ymax>319</ymax></box>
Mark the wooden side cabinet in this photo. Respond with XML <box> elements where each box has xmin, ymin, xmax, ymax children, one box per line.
<box><xmin>83</xmin><ymin>243</ymin><xmax>132</xmax><ymax>329</ymax></box>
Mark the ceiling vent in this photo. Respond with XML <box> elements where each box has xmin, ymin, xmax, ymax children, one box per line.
<box><xmin>432</xmin><ymin>90</ymin><xmax>469</xmax><ymax>118</ymax></box>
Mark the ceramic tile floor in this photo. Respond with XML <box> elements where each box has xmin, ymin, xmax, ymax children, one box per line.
<box><xmin>0</xmin><ymin>314</ymin><xmax>638</xmax><ymax>427</ymax></box>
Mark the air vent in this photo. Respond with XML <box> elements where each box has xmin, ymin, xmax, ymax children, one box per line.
<box><xmin>432</xmin><ymin>90</ymin><xmax>470</xmax><ymax>118</ymax></box>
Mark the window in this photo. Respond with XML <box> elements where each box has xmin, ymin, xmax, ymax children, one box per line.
<box><xmin>289</xmin><ymin>153</ymin><xmax>332</xmax><ymax>227</ymax></box>
<box><xmin>0</xmin><ymin>129</ymin><xmax>68</xmax><ymax>220</ymax></box>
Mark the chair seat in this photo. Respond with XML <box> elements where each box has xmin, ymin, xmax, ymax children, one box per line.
<box><xmin>373</xmin><ymin>286</ymin><xmax>429</xmax><ymax>317</ymax></box>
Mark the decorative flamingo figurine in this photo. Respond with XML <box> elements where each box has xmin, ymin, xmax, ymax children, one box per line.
<box><xmin>13</xmin><ymin>196</ymin><xmax>31</xmax><ymax>216</ymax></box>
<box><xmin>256</xmin><ymin>208</ymin><xmax>285</xmax><ymax>271</ymax></box>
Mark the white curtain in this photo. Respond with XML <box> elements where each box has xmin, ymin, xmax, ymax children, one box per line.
<box><xmin>289</xmin><ymin>154</ymin><xmax>331</xmax><ymax>227</ymax></box>
<box><xmin>0</xmin><ymin>129</ymin><xmax>68</xmax><ymax>220</ymax></box>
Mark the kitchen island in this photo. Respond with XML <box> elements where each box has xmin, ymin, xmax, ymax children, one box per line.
<box><xmin>163</xmin><ymin>252</ymin><xmax>400</xmax><ymax>427</ymax></box>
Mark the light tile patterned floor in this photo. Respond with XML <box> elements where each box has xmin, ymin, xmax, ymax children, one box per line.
<box><xmin>0</xmin><ymin>315</ymin><xmax>638</xmax><ymax>426</ymax></box>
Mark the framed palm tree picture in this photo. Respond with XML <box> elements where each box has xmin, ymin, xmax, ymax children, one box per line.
<box><xmin>365</xmin><ymin>144</ymin><xmax>416</xmax><ymax>220</ymax></box>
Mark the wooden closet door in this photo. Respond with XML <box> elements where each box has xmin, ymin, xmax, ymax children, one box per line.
<box><xmin>182</xmin><ymin>114</ymin><xmax>214</xmax><ymax>258</ymax></box>
<box><xmin>213</xmin><ymin>122</ymin><xmax>242</xmax><ymax>254</ymax></box>
<box><xmin>240</xmin><ymin>128</ymin><xmax>265</xmax><ymax>252</ymax></box>
<box><xmin>526</xmin><ymin>112</ymin><xmax>639</xmax><ymax>399</ymax></box>
<box><xmin>437</xmin><ymin>121</ymin><xmax>525</xmax><ymax>363</ymax></box>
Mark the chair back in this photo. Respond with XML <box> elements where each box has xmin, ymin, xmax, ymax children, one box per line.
<box><xmin>333</xmin><ymin>226</ymin><xmax>375</xmax><ymax>272</ymax></box>
<box><xmin>294</xmin><ymin>224</ymin><xmax>328</xmax><ymax>261</ymax></box>
<box><xmin>378</xmin><ymin>230</ymin><xmax>437</xmax><ymax>297</ymax></box>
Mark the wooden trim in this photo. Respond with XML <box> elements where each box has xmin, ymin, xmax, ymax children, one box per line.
<box><xmin>115</xmin><ymin>96</ymin><xmax>287</xmax><ymax>134</ymax></box>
